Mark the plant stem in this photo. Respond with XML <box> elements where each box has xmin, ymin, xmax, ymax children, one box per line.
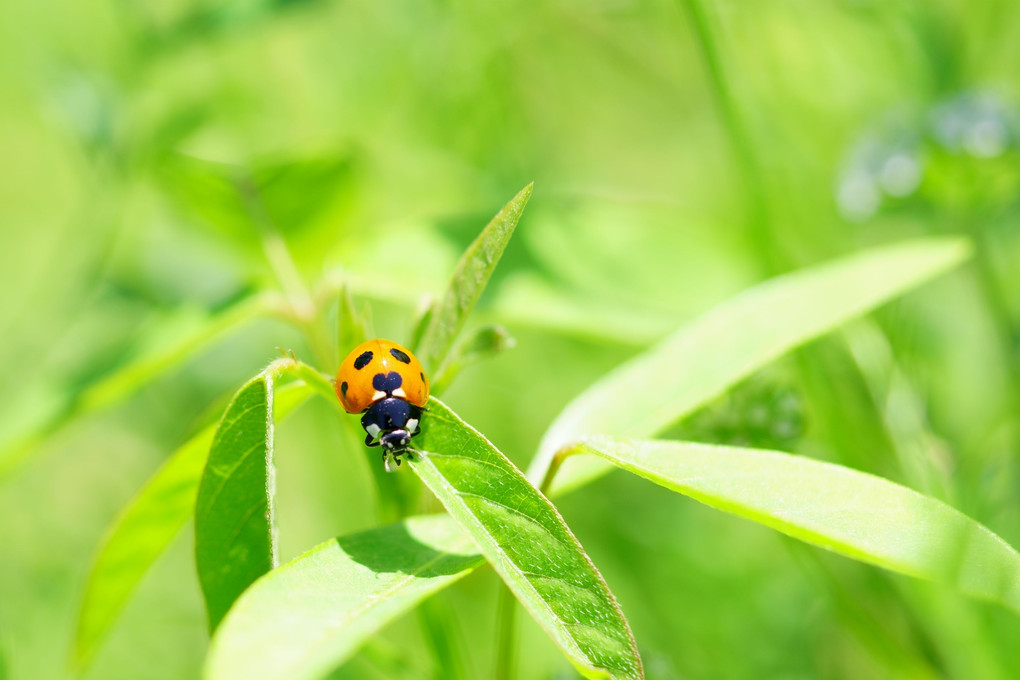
<box><xmin>678</xmin><ymin>0</ymin><xmax>781</xmax><ymax>276</ymax></box>
<box><xmin>276</xmin><ymin>359</ymin><xmax>404</xmax><ymax>521</ymax></box>
<box><xmin>234</xmin><ymin>174</ymin><xmax>333</xmax><ymax>368</ymax></box>
<box><xmin>494</xmin><ymin>581</ymin><xmax>518</xmax><ymax>680</ymax></box>
<box><xmin>966</xmin><ymin>221</ymin><xmax>1020</xmax><ymax>389</ymax></box>
<box><xmin>418</xmin><ymin>595</ymin><xmax>468</xmax><ymax>680</ymax></box>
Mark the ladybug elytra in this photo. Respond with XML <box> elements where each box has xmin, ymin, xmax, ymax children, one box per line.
<box><xmin>335</xmin><ymin>339</ymin><xmax>429</xmax><ymax>470</ymax></box>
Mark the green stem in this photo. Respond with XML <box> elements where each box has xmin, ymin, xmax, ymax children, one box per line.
<box><xmin>234</xmin><ymin>174</ymin><xmax>333</xmax><ymax>368</ymax></box>
<box><xmin>966</xmin><ymin>222</ymin><xmax>1020</xmax><ymax>389</ymax></box>
<box><xmin>275</xmin><ymin>359</ymin><xmax>404</xmax><ymax>521</ymax></box>
<box><xmin>782</xmin><ymin>538</ymin><xmax>943</xmax><ymax>679</ymax></box>
<box><xmin>418</xmin><ymin>595</ymin><xmax>468</xmax><ymax>680</ymax></box>
<box><xmin>679</xmin><ymin>0</ymin><xmax>781</xmax><ymax>275</ymax></box>
<box><xmin>494</xmin><ymin>581</ymin><xmax>518</xmax><ymax>680</ymax></box>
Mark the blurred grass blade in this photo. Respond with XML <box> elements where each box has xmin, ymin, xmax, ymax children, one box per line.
<box><xmin>0</xmin><ymin>296</ymin><xmax>269</xmax><ymax>483</ymax></box>
<box><xmin>530</xmin><ymin>238</ymin><xmax>971</xmax><ymax>495</ymax></box>
<box><xmin>78</xmin><ymin>296</ymin><xmax>270</xmax><ymax>412</ymax></box>
<box><xmin>195</xmin><ymin>367</ymin><xmax>286</xmax><ymax>631</ymax></box>
<box><xmin>73</xmin><ymin>383</ymin><xmax>311</xmax><ymax>672</ymax></box>
<box><xmin>412</xmin><ymin>398</ymin><xmax>643</xmax><ymax>680</ymax></box>
<box><xmin>572</xmin><ymin>437</ymin><xmax>1020</xmax><ymax>613</ymax></box>
<box><xmin>414</xmin><ymin>183</ymin><xmax>533</xmax><ymax>375</ymax></box>
<box><xmin>336</xmin><ymin>281</ymin><xmax>370</xmax><ymax>366</ymax></box>
<box><xmin>204</xmin><ymin>515</ymin><xmax>483</xmax><ymax>680</ymax></box>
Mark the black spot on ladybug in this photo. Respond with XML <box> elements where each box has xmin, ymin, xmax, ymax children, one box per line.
<box><xmin>373</xmin><ymin>371</ymin><xmax>403</xmax><ymax>394</ymax></box>
<box><xmin>390</xmin><ymin>347</ymin><xmax>411</xmax><ymax>364</ymax></box>
<box><xmin>354</xmin><ymin>351</ymin><xmax>373</xmax><ymax>370</ymax></box>
<box><xmin>340</xmin><ymin>381</ymin><xmax>348</xmax><ymax>398</ymax></box>
<box><xmin>420</xmin><ymin>372</ymin><xmax>426</xmax><ymax>383</ymax></box>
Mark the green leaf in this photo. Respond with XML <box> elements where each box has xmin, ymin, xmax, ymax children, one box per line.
<box><xmin>572</xmin><ymin>437</ymin><xmax>1020</xmax><ymax>613</ymax></box>
<box><xmin>415</xmin><ymin>183</ymin><xmax>533</xmax><ymax>375</ymax></box>
<box><xmin>73</xmin><ymin>383</ymin><xmax>312</xmax><ymax>671</ymax></box>
<box><xmin>430</xmin><ymin>324</ymin><xmax>515</xmax><ymax>393</ymax></box>
<box><xmin>412</xmin><ymin>398</ymin><xmax>643</xmax><ymax>680</ymax></box>
<box><xmin>160</xmin><ymin>152</ymin><xmax>354</xmax><ymax>246</ymax></box>
<box><xmin>0</xmin><ymin>296</ymin><xmax>268</xmax><ymax>483</ymax></box>
<box><xmin>529</xmin><ymin>238</ymin><xmax>971</xmax><ymax>495</ymax></box>
<box><xmin>204</xmin><ymin>515</ymin><xmax>483</xmax><ymax>680</ymax></box>
<box><xmin>78</xmin><ymin>295</ymin><xmax>269</xmax><ymax>412</ymax></box>
<box><xmin>336</xmin><ymin>281</ymin><xmax>370</xmax><ymax>365</ymax></box>
<box><xmin>195</xmin><ymin>368</ymin><xmax>283</xmax><ymax>631</ymax></box>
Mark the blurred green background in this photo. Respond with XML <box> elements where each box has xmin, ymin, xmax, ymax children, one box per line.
<box><xmin>2</xmin><ymin>0</ymin><xmax>1020</xmax><ymax>678</ymax></box>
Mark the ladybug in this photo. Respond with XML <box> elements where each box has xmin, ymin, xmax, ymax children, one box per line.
<box><xmin>335</xmin><ymin>339</ymin><xmax>429</xmax><ymax>470</ymax></box>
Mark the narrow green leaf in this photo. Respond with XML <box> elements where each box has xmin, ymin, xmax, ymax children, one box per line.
<box><xmin>0</xmin><ymin>296</ymin><xmax>268</xmax><ymax>483</ymax></box>
<box><xmin>73</xmin><ymin>383</ymin><xmax>311</xmax><ymax>671</ymax></box>
<box><xmin>415</xmin><ymin>183</ymin><xmax>533</xmax><ymax>375</ymax></box>
<box><xmin>529</xmin><ymin>238</ymin><xmax>971</xmax><ymax>495</ymax></box>
<box><xmin>573</xmin><ymin>437</ymin><xmax>1020</xmax><ymax>613</ymax></box>
<box><xmin>412</xmin><ymin>398</ymin><xmax>643</xmax><ymax>680</ymax></box>
<box><xmin>195</xmin><ymin>369</ymin><xmax>282</xmax><ymax>631</ymax></box>
<box><xmin>78</xmin><ymin>296</ymin><xmax>269</xmax><ymax>412</ymax></box>
<box><xmin>408</xmin><ymin>297</ymin><xmax>434</xmax><ymax>353</ymax></box>
<box><xmin>204</xmin><ymin>515</ymin><xmax>483</xmax><ymax>680</ymax></box>
<box><xmin>336</xmin><ymin>282</ymin><xmax>370</xmax><ymax>364</ymax></box>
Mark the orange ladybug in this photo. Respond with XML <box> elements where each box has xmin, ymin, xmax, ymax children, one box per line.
<box><xmin>335</xmin><ymin>339</ymin><xmax>429</xmax><ymax>469</ymax></box>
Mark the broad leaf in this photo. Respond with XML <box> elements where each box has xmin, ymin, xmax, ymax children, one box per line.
<box><xmin>160</xmin><ymin>152</ymin><xmax>355</xmax><ymax>247</ymax></box>
<box><xmin>73</xmin><ymin>383</ymin><xmax>312</xmax><ymax>671</ymax></box>
<box><xmin>204</xmin><ymin>515</ymin><xmax>483</xmax><ymax>680</ymax></box>
<box><xmin>414</xmin><ymin>183</ymin><xmax>533</xmax><ymax>375</ymax></box>
<box><xmin>412</xmin><ymin>398</ymin><xmax>643</xmax><ymax>680</ymax></box>
<box><xmin>572</xmin><ymin>437</ymin><xmax>1020</xmax><ymax>613</ymax></box>
<box><xmin>529</xmin><ymin>238</ymin><xmax>970</xmax><ymax>495</ymax></box>
<box><xmin>195</xmin><ymin>370</ymin><xmax>282</xmax><ymax>630</ymax></box>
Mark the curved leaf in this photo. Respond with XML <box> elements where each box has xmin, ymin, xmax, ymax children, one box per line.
<box><xmin>195</xmin><ymin>369</ymin><xmax>280</xmax><ymax>630</ymax></box>
<box><xmin>414</xmin><ymin>183</ymin><xmax>533</xmax><ymax>375</ymax></box>
<box><xmin>574</xmin><ymin>437</ymin><xmax>1020</xmax><ymax>613</ymax></box>
<box><xmin>204</xmin><ymin>515</ymin><xmax>483</xmax><ymax>680</ymax></box>
<box><xmin>73</xmin><ymin>383</ymin><xmax>312</xmax><ymax>671</ymax></box>
<box><xmin>529</xmin><ymin>238</ymin><xmax>971</xmax><ymax>495</ymax></box>
<box><xmin>412</xmin><ymin>398</ymin><xmax>643</xmax><ymax>680</ymax></box>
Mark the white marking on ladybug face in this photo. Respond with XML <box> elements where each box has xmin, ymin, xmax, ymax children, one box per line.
<box><xmin>406</xmin><ymin>418</ymin><xmax>419</xmax><ymax>433</ymax></box>
<box><xmin>392</xmin><ymin>387</ymin><xmax>407</xmax><ymax>398</ymax></box>
<box><xmin>366</xmin><ymin>424</ymin><xmax>381</xmax><ymax>438</ymax></box>
<box><xmin>372</xmin><ymin>390</ymin><xmax>387</xmax><ymax>401</ymax></box>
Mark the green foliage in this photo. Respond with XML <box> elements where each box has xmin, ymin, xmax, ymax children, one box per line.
<box><xmin>195</xmin><ymin>367</ymin><xmax>282</xmax><ymax>630</ymax></box>
<box><xmin>530</xmin><ymin>238</ymin><xmax>971</xmax><ymax>495</ymax></box>
<box><xmin>413</xmin><ymin>399</ymin><xmax>642</xmax><ymax>680</ymax></box>
<box><xmin>7</xmin><ymin>4</ymin><xmax>1020</xmax><ymax>677</ymax></box>
<box><xmin>431</xmin><ymin>324</ymin><xmax>515</xmax><ymax>393</ymax></box>
<box><xmin>0</xmin><ymin>295</ymin><xmax>269</xmax><ymax>482</ymax></box>
<box><xmin>414</xmin><ymin>183</ymin><xmax>533</xmax><ymax>376</ymax></box>
<box><xmin>572</xmin><ymin>437</ymin><xmax>1020</xmax><ymax>613</ymax></box>
<box><xmin>74</xmin><ymin>383</ymin><xmax>312</xmax><ymax>669</ymax></box>
<box><xmin>205</xmin><ymin>515</ymin><xmax>483</xmax><ymax>680</ymax></box>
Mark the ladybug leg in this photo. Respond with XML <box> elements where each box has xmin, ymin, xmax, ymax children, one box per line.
<box><xmin>365</xmin><ymin>433</ymin><xmax>381</xmax><ymax>447</ymax></box>
<box><xmin>383</xmin><ymin>453</ymin><xmax>392</xmax><ymax>473</ymax></box>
